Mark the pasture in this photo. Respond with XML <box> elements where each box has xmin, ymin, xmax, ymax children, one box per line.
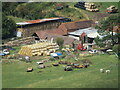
<box><xmin>2</xmin><ymin>54</ymin><xmax>118</xmax><ymax>88</ymax></box>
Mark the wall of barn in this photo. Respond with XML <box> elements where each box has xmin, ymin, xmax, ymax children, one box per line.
<box><xmin>20</xmin><ymin>21</ymin><xmax>62</xmax><ymax>37</ymax></box>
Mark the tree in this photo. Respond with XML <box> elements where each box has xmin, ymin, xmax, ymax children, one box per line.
<box><xmin>2</xmin><ymin>14</ymin><xmax>16</xmax><ymax>39</ymax></box>
<box><xmin>112</xmin><ymin>45</ymin><xmax>120</xmax><ymax>59</ymax></box>
<box><xmin>2</xmin><ymin>2</ymin><xmax>20</xmax><ymax>16</ymax></box>
<box><xmin>55</xmin><ymin>37</ymin><xmax>64</xmax><ymax>50</ymax></box>
<box><xmin>97</xmin><ymin>15</ymin><xmax>119</xmax><ymax>46</ymax></box>
<box><xmin>95</xmin><ymin>15</ymin><xmax>119</xmax><ymax>48</ymax></box>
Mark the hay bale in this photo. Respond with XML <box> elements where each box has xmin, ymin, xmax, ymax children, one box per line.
<box><xmin>38</xmin><ymin>64</ymin><xmax>45</xmax><ymax>69</ymax></box>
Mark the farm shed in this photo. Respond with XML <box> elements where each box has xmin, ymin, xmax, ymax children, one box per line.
<box><xmin>68</xmin><ymin>27</ymin><xmax>102</xmax><ymax>50</ymax></box>
<box><xmin>68</xmin><ymin>27</ymin><xmax>101</xmax><ymax>40</ymax></box>
<box><xmin>18</xmin><ymin>42</ymin><xmax>59</xmax><ymax>56</ymax></box>
<box><xmin>34</xmin><ymin>30</ymin><xmax>78</xmax><ymax>46</ymax></box>
<box><xmin>16</xmin><ymin>17</ymin><xmax>68</xmax><ymax>37</ymax></box>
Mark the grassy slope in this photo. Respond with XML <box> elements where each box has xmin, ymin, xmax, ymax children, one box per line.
<box><xmin>95</xmin><ymin>2</ymin><xmax>118</xmax><ymax>13</ymax></box>
<box><xmin>9</xmin><ymin>2</ymin><xmax>118</xmax><ymax>23</ymax></box>
<box><xmin>66</xmin><ymin>2</ymin><xmax>118</xmax><ymax>20</ymax></box>
<box><xmin>2</xmin><ymin>54</ymin><xmax>118</xmax><ymax>88</ymax></box>
<box><xmin>7</xmin><ymin>16</ymin><xmax>28</xmax><ymax>23</ymax></box>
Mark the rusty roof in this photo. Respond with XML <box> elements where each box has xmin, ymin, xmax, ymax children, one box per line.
<box><xmin>16</xmin><ymin>17</ymin><xmax>65</xmax><ymax>25</ymax></box>
<box><xmin>58</xmin><ymin>20</ymin><xmax>92</xmax><ymax>32</ymax></box>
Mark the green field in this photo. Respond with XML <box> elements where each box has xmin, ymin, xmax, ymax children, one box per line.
<box><xmin>2</xmin><ymin>54</ymin><xmax>118</xmax><ymax>88</ymax></box>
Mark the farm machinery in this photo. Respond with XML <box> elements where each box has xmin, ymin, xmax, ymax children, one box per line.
<box><xmin>106</xmin><ymin>6</ymin><xmax>118</xmax><ymax>13</ymax></box>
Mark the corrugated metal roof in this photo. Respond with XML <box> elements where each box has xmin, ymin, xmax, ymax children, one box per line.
<box><xmin>68</xmin><ymin>27</ymin><xmax>97</xmax><ymax>36</ymax></box>
<box><xmin>16</xmin><ymin>17</ymin><xmax>64</xmax><ymax>25</ymax></box>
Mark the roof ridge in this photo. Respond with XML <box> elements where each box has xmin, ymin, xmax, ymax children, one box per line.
<box><xmin>61</xmin><ymin>20</ymin><xmax>92</xmax><ymax>25</ymax></box>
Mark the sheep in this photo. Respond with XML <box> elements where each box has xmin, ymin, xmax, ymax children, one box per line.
<box><xmin>106</xmin><ymin>70</ymin><xmax>110</xmax><ymax>74</ymax></box>
<box><xmin>100</xmin><ymin>68</ymin><xmax>104</xmax><ymax>73</ymax></box>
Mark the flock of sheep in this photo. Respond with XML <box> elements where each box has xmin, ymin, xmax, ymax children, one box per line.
<box><xmin>100</xmin><ymin>69</ymin><xmax>111</xmax><ymax>74</ymax></box>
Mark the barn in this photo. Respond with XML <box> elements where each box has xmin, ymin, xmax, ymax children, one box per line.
<box><xmin>16</xmin><ymin>17</ymin><xmax>70</xmax><ymax>37</ymax></box>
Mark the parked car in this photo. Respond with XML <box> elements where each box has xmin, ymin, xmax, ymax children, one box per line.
<box><xmin>3</xmin><ymin>49</ymin><xmax>10</xmax><ymax>55</ymax></box>
<box><xmin>89</xmin><ymin>50</ymin><xmax>97</xmax><ymax>54</ymax></box>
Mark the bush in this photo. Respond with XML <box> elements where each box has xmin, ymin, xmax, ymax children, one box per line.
<box><xmin>55</xmin><ymin>37</ymin><xmax>64</xmax><ymax>50</ymax></box>
<box><xmin>49</xmin><ymin>57</ymin><xmax>56</xmax><ymax>61</ymax></box>
<box><xmin>112</xmin><ymin>45</ymin><xmax>119</xmax><ymax>54</ymax></box>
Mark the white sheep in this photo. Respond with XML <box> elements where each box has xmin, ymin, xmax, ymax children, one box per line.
<box><xmin>100</xmin><ymin>68</ymin><xmax>104</xmax><ymax>73</ymax></box>
<box><xmin>106</xmin><ymin>70</ymin><xmax>110</xmax><ymax>74</ymax></box>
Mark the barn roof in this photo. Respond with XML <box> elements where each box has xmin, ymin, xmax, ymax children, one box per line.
<box><xmin>35</xmin><ymin>28</ymin><xmax>67</xmax><ymax>38</ymax></box>
<box><xmin>16</xmin><ymin>17</ymin><xmax>65</xmax><ymax>25</ymax></box>
<box><xmin>35</xmin><ymin>30</ymin><xmax>76</xmax><ymax>45</ymax></box>
<box><xmin>68</xmin><ymin>27</ymin><xmax>102</xmax><ymax>38</ymax></box>
<box><xmin>58</xmin><ymin>20</ymin><xmax>93</xmax><ymax>32</ymax></box>
<box><xmin>68</xmin><ymin>27</ymin><xmax>98</xmax><ymax>36</ymax></box>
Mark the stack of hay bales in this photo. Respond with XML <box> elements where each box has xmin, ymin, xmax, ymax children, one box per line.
<box><xmin>85</xmin><ymin>3</ymin><xmax>99</xmax><ymax>12</ymax></box>
<box><xmin>5</xmin><ymin>37</ymin><xmax>34</xmax><ymax>46</ymax></box>
<box><xmin>74</xmin><ymin>2</ymin><xmax>99</xmax><ymax>12</ymax></box>
<box><xmin>18</xmin><ymin>42</ymin><xmax>59</xmax><ymax>56</ymax></box>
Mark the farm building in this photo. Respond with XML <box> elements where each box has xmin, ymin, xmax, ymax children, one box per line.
<box><xmin>68</xmin><ymin>27</ymin><xmax>102</xmax><ymax>50</ymax></box>
<box><xmin>32</xmin><ymin>20</ymin><xmax>93</xmax><ymax>46</ymax></box>
<box><xmin>58</xmin><ymin>20</ymin><xmax>93</xmax><ymax>32</ymax></box>
<box><xmin>33</xmin><ymin>30</ymin><xmax>77</xmax><ymax>46</ymax></box>
<box><xmin>16</xmin><ymin>17</ymin><xmax>70</xmax><ymax>37</ymax></box>
<box><xmin>18</xmin><ymin>42</ymin><xmax>59</xmax><ymax>56</ymax></box>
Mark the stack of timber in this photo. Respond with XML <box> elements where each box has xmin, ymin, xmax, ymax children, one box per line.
<box><xmin>4</xmin><ymin>37</ymin><xmax>34</xmax><ymax>46</ymax></box>
<box><xmin>18</xmin><ymin>42</ymin><xmax>59</xmax><ymax>56</ymax></box>
<box><xmin>74</xmin><ymin>2</ymin><xmax>99</xmax><ymax>12</ymax></box>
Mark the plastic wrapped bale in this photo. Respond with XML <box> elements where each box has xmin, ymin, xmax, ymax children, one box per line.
<box><xmin>64</xmin><ymin>66</ymin><xmax>73</xmax><ymax>71</ymax></box>
<box><xmin>52</xmin><ymin>63</ymin><xmax>59</xmax><ymax>66</ymax></box>
<box><xmin>38</xmin><ymin>65</ymin><xmax>45</xmax><ymax>69</ymax></box>
<box><xmin>36</xmin><ymin>61</ymin><xmax>43</xmax><ymax>65</ymax></box>
<box><xmin>25</xmin><ymin>56</ymin><xmax>31</xmax><ymax>63</ymax></box>
<box><xmin>27</xmin><ymin>67</ymin><xmax>33</xmax><ymax>72</ymax></box>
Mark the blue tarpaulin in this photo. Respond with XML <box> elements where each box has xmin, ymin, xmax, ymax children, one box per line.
<box><xmin>50</xmin><ymin>52</ymin><xmax>62</xmax><ymax>57</ymax></box>
<box><xmin>56</xmin><ymin>52</ymin><xmax>62</xmax><ymax>56</ymax></box>
<box><xmin>0</xmin><ymin>53</ymin><xmax>5</xmax><ymax>56</ymax></box>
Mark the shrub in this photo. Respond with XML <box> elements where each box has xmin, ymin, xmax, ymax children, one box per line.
<box><xmin>49</xmin><ymin>57</ymin><xmax>56</xmax><ymax>61</ymax></box>
<box><xmin>55</xmin><ymin>37</ymin><xmax>64</xmax><ymax>50</ymax></box>
<box><xmin>112</xmin><ymin>45</ymin><xmax>119</xmax><ymax>54</ymax></box>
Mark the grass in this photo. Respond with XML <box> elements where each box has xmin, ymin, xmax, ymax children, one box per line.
<box><xmin>9</xmin><ymin>46</ymin><xmax>21</xmax><ymax>55</ymax></box>
<box><xmin>7</xmin><ymin>16</ymin><xmax>28</xmax><ymax>23</ymax></box>
<box><xmin>67</xmin><ymin>2</ymin><xmax>118</xmax><ymax>20</ymax></box>
<box><xmin>95</xmin><ymin>2</ymin><xmax>119</xmax><ymax>13</ymax></box>
<box><xmin>7</xmin><ymin>2</ymin><xmax>119</xmax><ymax>23</ymax></box>
<box><xmin>2</xmin><ymin>54</ymin><xmax>118</xmax><ymax>88</ymax></box>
